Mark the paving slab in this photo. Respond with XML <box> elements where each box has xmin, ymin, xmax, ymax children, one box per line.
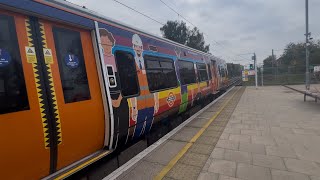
<box><xmin>170</xmin><ymin>127</ymin><xmax>200</xmax><ymax>142</ymax></box>
<box><xmin>144</xmin><ymin>140</ymin><xmax>187</xmax><ymax>165</ymax></box>
<box><xmin>179</xmin><ymin>152</ymin><xmax>208</xmax><ymax>167</ymax></box>
<box><xmin>236</xmin><ymin>163</ymin><xmax>272</xmax><ymax>180</ymax></box>
<box><xmin>252</xmin><ymin>154</ymin><xmax>286</xmax><ymax>170</ymax></box>
<box><xmin>271</xmin><ymin>169</ymin><xmax>310</xmax><ymax>180</ymax></box>
<box><xmin>218</xmin><ymin>175</ymin><xmax>244</xmax><ymax>180</ymax></box>
<box><xmin>187</xmin><ymin>118</ymin><xmax>211</xmax><ymax>128</ymax></box>
<box><xmin>210</xmin><ymin>148</ymin><xmax>225</xmax><ymax>159</ymax></box>
<box><xmin>228</xmin><ymin>134</ymin><xmax>251</xmax><ymax>143</ymax></box>
<box><xmin>266</xmin><ymin>145</ymin><xmax>297</xmax><ymax>158</ymax></box>
<box><xmin>197</xmin><ymin>171</ymin><xmax>219</xmax><ymax>180</ymax></box>
<box><xmin>239</xmin><ymin>142</ymin><xmax>266</xmax><ymax>154</ymax></box>
<box><xmin>284</xmin><ymin>158</ymin><xmax>320</xmax><ymax>176</ymax></box>
<box><xmin>120</xmin><ymin>160</ymin><xmax>164</xmax><ymax>180</ymax></box>
<box><xmin>208</xmin><ymin>159</ymin><xmax>236</xmax><ymax>177</ymax></box>
<box><xmin>189</xmin><ymin>143</ymin><xmax>214</xmax><ymax>155</ymax></box>
<box><xmin>166</xmin><ymin>163</ymin><xmax>202</xmax><ymax>180</ymax></box>
<box><xmin>224</xmin><ymin>149</ymin><xmax>252</xmax><ymax>164</ymax></box>
<box><xmin>311</xmin><ymin>176</ymin><xmax>320</xmax><ymax>180</ymax></box>
<box><xmin>216</xmin><ymin>139</ymin><xmax>239</xmax><ymax>150</ymax></box>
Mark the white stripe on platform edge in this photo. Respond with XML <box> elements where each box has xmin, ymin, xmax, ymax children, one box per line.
<box><xmin>104</xmin><ymin>86</ymin><xmax>235</xmax><ymax>180</ymax></box>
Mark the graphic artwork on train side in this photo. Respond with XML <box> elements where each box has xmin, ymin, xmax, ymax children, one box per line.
<box><xmin>166</xmin><ymin>92</ymin><xmax>176</xmax><ymax>107</ymax></box>
<box><xmin>130</xmin><ymin>34</ymin><xmax>158</xmax><ymax>139</ymax></box>
<box><xmin>99</xmin><ymin>28</ymin><xmax>129</xmax><ymax>147</ymax></box>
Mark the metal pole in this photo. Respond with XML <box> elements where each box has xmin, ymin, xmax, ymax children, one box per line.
<box><xmin>261</xmin><ymin>67</ymin><xmax>264</xmax><ymax>86</ymax></box>
<box><xmin>305</xmin><ymin>0</ymin><xmax>310</xmax><ymax>90</ymax></box>
<box><xmin>254</xmin><ymin>53</ymin><xmax>258</xmax><ymax>89</ymax></box>
<box><xmin>272</xmin><ymin>49</ymin><xmax>274</xmax><ymax>77</ymax></box>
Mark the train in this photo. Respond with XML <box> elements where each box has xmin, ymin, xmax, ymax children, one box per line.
<box><xmin>0</xmin><ymin>0</ymin><xmax>235</xmax><ymax>179</ymax></box>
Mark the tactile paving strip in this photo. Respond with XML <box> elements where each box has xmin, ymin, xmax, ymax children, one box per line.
<box><xmin>164</xmin><ymin>87</ymin><xmax>246</xmax><ymax>180</ymax></box>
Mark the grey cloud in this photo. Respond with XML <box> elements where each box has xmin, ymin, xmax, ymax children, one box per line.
<box><xmin>68</xmin><ymin>0</ymin><xmax>319</xmax><ymax>64</ymax></box>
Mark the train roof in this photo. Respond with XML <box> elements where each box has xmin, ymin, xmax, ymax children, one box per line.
<box><xmin>44</xmin><ymin>0</ymin><xmax>225</xmax><ymax>64</ymax></box>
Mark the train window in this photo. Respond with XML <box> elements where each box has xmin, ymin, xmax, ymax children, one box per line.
<box><xmin>144</xmin><ymin>56</ymin><xmax>177</xmax><ymax>92</ymax></box>
<box><xmin>177</xmin><ymin>60</ymin><xmax>196</xmax><ymax>85</ymax></box>
<box><xmin>197</xmin><ymin>63</ymin><xmax>209</xmax><ymax>82</ymax></box>
<box><xmin>53</xmin><ymin>27</ymin><xmax>91</xmax><ymax>103</ymax></box>
<box><xmin>115</xmin><ymin>51</ymin><xmax>139</xmax><ymax>97</ymax></box>
<box><xmin>0</xmin><ymin>15</ymin><xmax>29</xmax><ymax>114</ymax></box>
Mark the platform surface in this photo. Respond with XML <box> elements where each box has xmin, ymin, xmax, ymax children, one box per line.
<box><xmin>107</xmin><ymin>86</ymin><xmax>320</xmax><ymax>180</ymax></box>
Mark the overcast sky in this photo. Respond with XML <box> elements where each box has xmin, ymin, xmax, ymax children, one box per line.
<box><xmin>68</xmin><ymin>0</ymin><xmax>320</xmax><ymax>65</ymax></box>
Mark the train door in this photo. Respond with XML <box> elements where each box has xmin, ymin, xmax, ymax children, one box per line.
<box><xmin>0</xmin><ymin>11</ymin><xmax>106</xmax><ymax>179</ymax></box>
<box><xmin>46</xmin><ymin>19</ymin><xmax>106</xmax><ymax>170</ymax></box>
<box><xmin>37</xmin><ymin>19</ymin><xmax>106</xmax><ymax>170</ymax></box>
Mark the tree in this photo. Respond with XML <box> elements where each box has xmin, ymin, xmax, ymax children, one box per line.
<box><xmin>186</xmin><ymin>27</ymin><xmax>210</xmax><ymax>53</ymax></box>
<box><xmin>263</xmin><ymin>56</ymin><xmax>273</xmax><ymax>68</ymax></box>
<box><xmin>160</xmin><ymin>20</ymin><xmax>210</xmax><ymax>53</ymax></box>
<box><xmin>160</xmin><ymin>20</ymin><xmax>188</xmax><ymax>45</ymax></box>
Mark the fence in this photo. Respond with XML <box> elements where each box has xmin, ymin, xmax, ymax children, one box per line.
<box><xmin>242</xmin><ymin>65</ymin><xmax>320</xmax><ymax>86</ymax></box>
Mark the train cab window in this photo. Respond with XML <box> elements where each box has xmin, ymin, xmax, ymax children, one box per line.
<box><xmin>177</xmin><ymin>60</ymin><xmax>196</xmax><ymax>85</ymax></box>
<box><xmin>144</xmin><ymin>56</ymin><xmax>177</xmax><ymax>92</ymax></box>
<box><xmin>53</xmin><ymin>27</ymin><xmax>91</xmax><ymax>103</ymax></box>
<box><xmin>114</xmin><ymin>51</ymin><xmax>139</xmax><ymax>97</ymax></box>
<box><xmin>197</xmin><ymin>63</ymin><xmax>209</xmax><ymax>82</ymax></box>
<box><xmin>0</xmin><ymin>15</ymin><xmax>29</xmax><ymax>114</ymax></box>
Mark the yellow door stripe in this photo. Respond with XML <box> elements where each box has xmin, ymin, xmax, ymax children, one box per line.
<box><xmin>39</xmin><ymin>22</ymin><xmax>62</xmax><ymax>145</ymax></box>
<box><xmin>154</xmin><ymin>88</ymin><xmax>240</xmax><ymax>180</ymax></box>
<box><xmin>25</xmin><ymin>18</ymin><xmax>51</xmax><ymax>149</ymax></box>
<box><xmin>53</xmin><ymin>151</ymin><xmax>111</xmax><ymax>180</ymax></box>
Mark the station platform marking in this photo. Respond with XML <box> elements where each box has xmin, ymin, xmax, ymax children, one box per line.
<box><xmin>154</xmin><ymin>87</ymin><xmax>241</xmax><ymax>180</ymax></box>
<box><xmin>104</xmin><ymin>87</ymin><xmax>236</xmax><ymax>180</ymax></box>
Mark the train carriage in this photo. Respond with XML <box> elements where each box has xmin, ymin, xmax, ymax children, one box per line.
<box><xmin>0</xmin><ymin>0</ymin><xmax>229</xmax><ymax>179</ymax></box>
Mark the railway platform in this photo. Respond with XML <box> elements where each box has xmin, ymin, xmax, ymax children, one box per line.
<box><xmin>103</xmin><ymin>86</ymin><xmax>320</xmax><ymax>180</ymax></box>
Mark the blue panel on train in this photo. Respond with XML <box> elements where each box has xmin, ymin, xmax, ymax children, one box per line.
<box><xmin>65</xmin><ymin>54</ymin><xmax>79</xmax><ymax>68</ymax></box>
<box><xmin>0</xmin><ymin>48</ymin><xmax>11</xmax><ymax>67</ymax></box>
<box><xmin>0</xmin><ymin>0</ymin><xmax>94</xmax><ymax>28</ymax></box>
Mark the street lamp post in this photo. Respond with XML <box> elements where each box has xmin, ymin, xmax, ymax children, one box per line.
<box><xmin>305</xmin><ymin>0</ymin><xmax>310</xmax><ymax>90</ymax></box>
<box><xmin>252</xmin><ymin>53</ymin><xmax>258</xmax><ymax>89</ymax></box>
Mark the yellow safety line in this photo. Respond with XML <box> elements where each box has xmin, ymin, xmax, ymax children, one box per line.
<box><xmin>54</xmin><ymin>151</ymin><xmax>110</xmax><ymax>180</ymax></box>
<box><xmin>154</xmin><ymin>87</ymin><xmax>240</xmax><ymax>180</ymax></box>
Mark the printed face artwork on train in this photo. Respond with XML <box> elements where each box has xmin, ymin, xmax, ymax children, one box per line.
<box><xmin>99</xmin><ymin>28</ymin><xmax>117</xmax><ymax>70</ymax></box>
<box><xmin>132</xmin><ymin>34</ymin><xmax>145</xmax><ymax>72</ymax></box>
<box><xmin>99</xmin><ymin>29</ymin><xmax>122</xmax><ymax>105</ymax></box>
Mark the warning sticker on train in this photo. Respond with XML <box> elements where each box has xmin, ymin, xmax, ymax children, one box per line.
<box><xmin>43</xmin><ymin>48</ymin><xmax>53</xmax><ymax>64</ymax></box>
<box><xmin>167</xmin><ymin>92</ymin><xmax>176</xmax><ymax>107</ymax></box>
<box><xmin>0</xmin><ymin>48</ymin><xmax>11</xmax><ymax>67</ymax></box>
<box><xmin>25</xmin><ymin>46</ymin><xmax>37</xmax><ymax>63</ymax></box>
<box><xmin>65</xmin><ymin>54</ymin><xmax>79</xmax><ymax>68</ymax></box>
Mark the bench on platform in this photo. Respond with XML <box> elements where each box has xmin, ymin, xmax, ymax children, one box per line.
<box><xmin>283</xmin><ymin>85</ymin><xmax>319</xmax><ymax>103</ymax></box>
